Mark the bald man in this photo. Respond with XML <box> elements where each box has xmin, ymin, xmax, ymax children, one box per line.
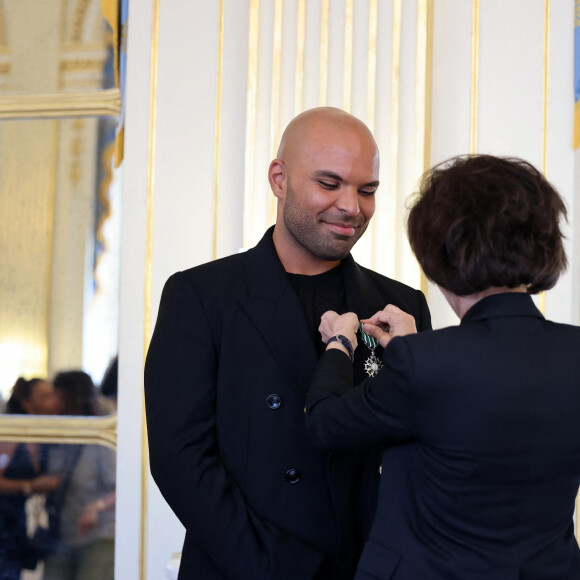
<box><xmin>145</xmin><ymin>108</ymin><xmax>431</xmax><ymax>580</ymax></box>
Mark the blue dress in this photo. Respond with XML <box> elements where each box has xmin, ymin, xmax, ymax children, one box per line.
<box><xmin>0</xmin><ymin>444</ymin><xmax>47</xmax><ymax>579</ymax></box>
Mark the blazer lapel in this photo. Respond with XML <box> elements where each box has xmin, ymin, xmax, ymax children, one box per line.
<box><xmin>239</xmin><ymin>228</ymin><xmax>318</xmax><ymax>399</ymax></box>
<box><xmin>342</xmin><ymin>255</ymin><xmax>388</xmax><ymax>318</ymax></box>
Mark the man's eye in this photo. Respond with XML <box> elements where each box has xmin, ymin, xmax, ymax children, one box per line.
<box><xmin>318</xmin><ymin>181</ymin><xmax>338</xmax><ymax>190</ymax></box>
<box><xmin>359</xmin><ymin>189</ymin><xmax>377</xmax><ymax>197</ymax></box>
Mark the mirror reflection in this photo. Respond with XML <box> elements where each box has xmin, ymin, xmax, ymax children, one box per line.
<box><xmin>0</xmin><ymin>115</ymin><xmax>121</xmax><ymax>405</ymax></box>
<box><xmin>0</xmin><ymin>371</ymin><xmax>116</xmax><ymax>579</ymax></box>
<box><xmin>0</xmin><ymin>0</ymin><xmax>121</xmax><ymax>405</ymax></box>
<box><xmin>0</xmin><ymin>0</ymin><xmax>116</xmax><ymax>97</ymax></box>
<box><xmin>0</xmin><ymin>440</ymin><xmax>116</xmax><ymax>580</ymax></box>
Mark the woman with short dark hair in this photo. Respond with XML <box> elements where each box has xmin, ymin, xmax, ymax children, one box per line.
<box><xmin>0</xmin><ymin>378</ymin><xmax>60</xmax><ymax>579</ymax></box>
<box><xmin>306</xmin><ymin>155</ymin><xmax>580</xmax><ymax>580</ymax></box>
<box><xmin>407</xmin><ymin>154</ymin><xmax>567</xmax><ymax>295</ymax></box>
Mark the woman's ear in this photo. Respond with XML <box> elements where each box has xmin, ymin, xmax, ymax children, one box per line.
<box><xmin>268</xmin><ymin>159</ymin><xmax>287</xmax><ymax>200</ymax></box>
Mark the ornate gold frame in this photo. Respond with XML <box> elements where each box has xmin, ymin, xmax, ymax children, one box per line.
<box><xmin>0</xmin><ymin>413</ymin><xmax>117</xmax><ymax>450</ymax></box>
<box><xmin>0</xmin><ymin>88</ymin><xmax>121</xmax><ymax>119</ymax></box>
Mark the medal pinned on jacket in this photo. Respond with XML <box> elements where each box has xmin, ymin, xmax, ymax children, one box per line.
<box><xmin>359</xmin><ymin>322</ymin><xmax>383</xmax><ymax>377</ymax></box>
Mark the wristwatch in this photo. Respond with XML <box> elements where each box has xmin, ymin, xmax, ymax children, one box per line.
<box><xmin>327</xmin><ymin>334</ymin><xmax>354</xmax><ymax>362</ymax></box>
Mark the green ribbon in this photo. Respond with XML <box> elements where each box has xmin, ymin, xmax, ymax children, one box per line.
<box><xmin>359</xmin><ymin>322</ymin><xmax>378</xmax><ymax>350</ymax></box>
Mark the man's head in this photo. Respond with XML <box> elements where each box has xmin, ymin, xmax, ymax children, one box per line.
<box><xmin>269</xmin><ymin>107</ymin><xmax>379</xmax><ymax>273</ymax></box>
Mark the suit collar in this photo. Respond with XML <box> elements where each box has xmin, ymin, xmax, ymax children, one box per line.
<box><xmin>342</xmin><ymin>254</ymin><xmax>386</xmax><ymax>319</ymax></box>
<box><xmin>240</xmin><ymin>227</ymin><xmax>317</xmax><ymax>398</ymax></box>
<box><xmin>243</xmin><ymin>228</ymin><xmax>385</xmax><ymax>315</ymax></box>
<box><xmin>461</xmin><ymin>292</ymin><xmax>543</xmax><ymax>324</ymax></box>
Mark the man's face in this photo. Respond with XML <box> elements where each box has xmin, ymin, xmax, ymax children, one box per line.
<box><xmin>281</xmin><ymin>132</ymin><xmax>379</xmax><ymax>262</ymax></box>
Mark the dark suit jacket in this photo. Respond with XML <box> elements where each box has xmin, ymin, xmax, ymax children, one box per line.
<box><xmin>306</xmin><ymin>292</ymin><xmax>580</xmax><ymax>580</ymax></box>
<box><xmin>144</xmin><ymin>227</ymin><xmax>431</xmax><ymax>580</ymax></box>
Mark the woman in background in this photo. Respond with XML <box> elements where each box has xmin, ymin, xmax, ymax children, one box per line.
<box><xmin>43</xmin><ymin>370</ymin><xmax>115</xmax><ymax>580</ymax></box>
<box><xmin>306</xmin><ymin>155</ymin><xmax>580</xmax><ymax>579</ymax></box>
<box><xmin>0</xmin><ymin>377</ymin><xmax>60</xmax><ymax>579</ymax></box>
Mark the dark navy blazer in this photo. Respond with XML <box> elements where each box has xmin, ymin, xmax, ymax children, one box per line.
<box><xmin>144</xmin><ymin>228</ymin><xmax>431</xmax><ymax>580</ymax></box>
<box><xmin>307</xmin><ymin>293</ymin><xmax>580</xmax><ymax>580</ymax></box>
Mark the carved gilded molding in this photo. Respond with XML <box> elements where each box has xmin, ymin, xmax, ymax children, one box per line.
<box><xmin>0</xmin><ymin>413</ymin><xmax>117</xmax><ymax>450</ymax></box>
<box><xmin>0</xmin><ymin>88</ymin><xmax>120</xmax><ymax>119</ymax></box>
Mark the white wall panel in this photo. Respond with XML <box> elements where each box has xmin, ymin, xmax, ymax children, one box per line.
<box><xmin>118</xmin><ymin>1</ymin><xmax>580</xmax><ymax>578</ymax></box>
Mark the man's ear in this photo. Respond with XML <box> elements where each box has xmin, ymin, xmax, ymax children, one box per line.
<box><xmin>268</xmin><ymin>159</ymin><xmax>287</xmax><ymax>200</ymax></box>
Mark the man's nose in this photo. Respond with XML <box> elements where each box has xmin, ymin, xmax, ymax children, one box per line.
<box><xmin>336</xmin><ymin>186</ymin><xmax>360</xmax><ymax>216</ymax></box>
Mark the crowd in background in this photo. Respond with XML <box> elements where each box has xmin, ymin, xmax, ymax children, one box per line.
<box><xmin>0</xmin><ymin>357</ymin><xmax>118</xmax><ymax>580</ymax></box>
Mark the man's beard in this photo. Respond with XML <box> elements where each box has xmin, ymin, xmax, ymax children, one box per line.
<box><xmin>282</xmin><ymin>184</ymin><xmax>369</xmax><ymax>262</ymax></box>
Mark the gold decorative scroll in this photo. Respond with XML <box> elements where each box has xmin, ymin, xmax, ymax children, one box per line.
<box><xmin>0</xmin><ymin>88</ymin><xmax>121</xmax><ymax>119</ymax></box>
<box><xmin>0</xmin><ymin>414</ymin><xmax>117</xmax><ymax>451</ymax></box>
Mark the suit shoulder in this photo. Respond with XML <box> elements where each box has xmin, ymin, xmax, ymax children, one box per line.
<box><xmin>176</xmin><ymin>251</ymin><xmax>246</xmax><ymax>283</ymax></box>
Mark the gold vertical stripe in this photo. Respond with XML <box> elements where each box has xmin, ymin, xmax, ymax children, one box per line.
<box><xmin>342</xmin><ymin>0</ymin><xmax>354</xmax><ymax>112</ymax></box>
<box><xmin>367</xmin><ymin>0</ymin><xmax>378</xmax><ymax>269</ymax></box>
<box><xmin>542</xmin><ymin>0</ymin><xmax>550</xmax><ymax>175</ymax></box>
<box><xmin>390</xmin><ymin>0</ymin><xmax>402</xmax><ymax>279</ymax></box>
<box><xmin>295</xmin><ymin>0</ymin><xmax>306</xmax><ymax>114</ymax></box>
<box><xmin>270</xmin><ymin>0</ymin><xmax>283</xmax><ymax>158</ymax></box>
<box><xmin>244</xmin><ymin>0</ymin><xmax>260</xmax><ymax>248</ymax></box>
<box><xmin>470</xmin><ymin>0</ymin><xmax>480</xmax><ymax>154</ymax></box>
<box><xmin>142</xmin><ymin>0</ymin><xmax>161</xmax><ymax>578</ymax></box>
<box><xmin>46</xmin><ymin>121</ymin><xmax>60</xmax><ymax>367</ymax></box>
<box><xmin>367</xmin><ymin>0</ymin><xmax>378</xmax><ymax>132</ymax></box>
<box><xmin>415</xmin><ymin>0</ymin><xmax>434</xmax><ymax>296</ymax></box>
<box><xmin>212</xmin><ymin>0</ymin><xmax>225</xmax><ymax>260</ymax></box>
<box><xmin>318</xmin><ymin>0</ymin><xmax>330</xmax><ymax>105</ymax></box>
<box><xmin>269</xmin><ymin>0</ymin><xmax>283</xmax><ymax>224</ymax></box>
<box><xmin>577</xmin><ymin>493</ymin><xmax>580</xmax><ymax>542</ymax></box>
<box><xmin>539</xmin><ymin>0</ymin><xmax>550</xmax><ymax>317</ymax></box>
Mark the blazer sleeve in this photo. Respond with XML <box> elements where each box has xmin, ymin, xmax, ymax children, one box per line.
<box><xmin>144</xmin><ymin>273</ymin><xmax>324</xmax><ymax>580</ymax></box>
<box><xmin>305</xmin><ymin>338</ymin><xmax>416</xmax><ymax>452</ymax></box>
<box><xmin>416</xmin><ymin>290</ymin><xmax>432</xmax><ymax>332</ymax></box>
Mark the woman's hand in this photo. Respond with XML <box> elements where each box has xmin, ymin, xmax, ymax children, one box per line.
<box><xmin>361</xmin><ymin>304</ymin><xmax>417</xmax><ymax>348</ymax></box>
<box><xmin>319</xmin><ymin>311</ymin><xmax>359</xmax><ymax>351</ymax></box>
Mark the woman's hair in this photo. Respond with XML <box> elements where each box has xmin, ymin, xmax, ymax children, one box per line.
<box><xmin>407</xmin><ymin>154</ymin><xmax>568</xmax><ymax>295</ymax></box>
<box><xmin>52</xmin><ymin>370</ymin><xmax>97</xmax><ymax>416</ymax></box>
<box><xmin>6</xmin><ymin>377</ymin><xmax>44</xmax><ymax>414</ymax></box>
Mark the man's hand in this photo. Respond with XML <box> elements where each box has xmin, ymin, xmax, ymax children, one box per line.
<box><xmin>361</xmin><ymin>304</ymin><xmax>417</xmax><ymax>348</ymax></box>
<box><xmin>319</xmin><ymin>311</ymin><xmax>359</xmax><ymax>351</ymax></box>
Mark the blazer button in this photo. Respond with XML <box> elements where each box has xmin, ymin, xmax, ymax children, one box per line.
<box><xmin>284</xmin><ymin>468</ymin><xmax>302</xmax><ymax>484</ymax></box>
<box><xmin>266</xmin><ymin>394</ymin><xmax>282</xmax><ymax>409</ymax></box>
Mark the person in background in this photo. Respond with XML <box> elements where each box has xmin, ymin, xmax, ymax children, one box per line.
<box><xmin>145</xmin><ymin>107</ymin><xmax>431</xmax><ymax>580</ymax></box>
<box><xmin>43</xmin><ymin>371</ymin><xmax>115</xmax><ymax>580</ymax></box>
<box><xmin>306</xmin><ymin>154</ymin><xmax>580</xmax><ymax>579</ymax></box>
<box><xmin>98</xmin><ymin>356</ymin><xmax>118</xmax><ymax>414</ymax></box>
<box><xmin>0</xmin><ymin>377</ymin><xmax>60</xmax><ymax>579</ymax></box>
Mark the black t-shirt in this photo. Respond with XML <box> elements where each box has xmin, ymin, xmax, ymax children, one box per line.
<box><xmin>287</xmin><ymin>263</ymin><xmax>346</xmax><ymax>357</ymax></box>
<box><xmin>287</xmin><ymin>262</ymin><xmax>370</xmax><ymax>580</ymax></box>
